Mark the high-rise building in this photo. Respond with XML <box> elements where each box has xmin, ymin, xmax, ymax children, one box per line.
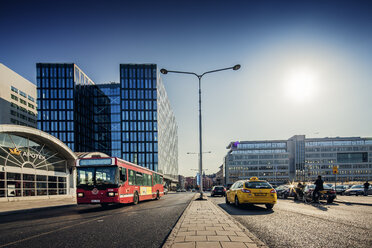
<box><xmin>119</xmin><ymin>64</ymin><xmax>178</xmax><ymax>180</ymax></box>
<box><xmin>0</xmin><ymin>64</ymin><xmax>37</xmax><ymax>127</ymax></box>
<box><xmin>36</xmin><ymin>63</ymin><xmax>111</xmax><ymax>154</ymax></box>
<box><xmin>98</xmin><ymin>82</ymin><xmax>121</xmax><ymax>158</ymax></box>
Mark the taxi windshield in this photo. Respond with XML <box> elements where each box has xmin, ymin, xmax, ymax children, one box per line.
<box><xmin>245</xmin><ymin>181</ymin><xmax>272</xmax><ymax>189</ymax></box>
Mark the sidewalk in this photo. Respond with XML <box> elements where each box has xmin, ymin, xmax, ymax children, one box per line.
<box><xmin>163</xmin><ymin>197</ymin><xmax>266</xmax><ymax>248</ymax></box>
<box><xmin>334</xmin><ymin>195</ymin><xmax>372</xmax><ymax>206</ymax></box>
<box><xmin>0</xmin><ymin>197</ymin><xmax>76</xmax><ymax>215</ymax></box>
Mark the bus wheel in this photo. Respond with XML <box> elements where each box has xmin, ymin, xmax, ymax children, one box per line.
<box><xmin>133</xmin><ymin>192</ymin><xmax>139</xmax><ymax>205</ymax></box>
<box><xmin>156</xmin><ymin>190</ymin><xmax>160</xmax><ymax>200</ymax></box>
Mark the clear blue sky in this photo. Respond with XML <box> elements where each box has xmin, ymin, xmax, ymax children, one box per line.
<box><xmin>1</xmin><ymin>0</ymin><xmax>372</xmax><ymax>176</ymax></box>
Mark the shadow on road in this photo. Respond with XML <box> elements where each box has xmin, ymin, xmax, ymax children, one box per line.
<box><xmin>217</xmin><ymin>203</ymin><xmax>274</xmax><ymax>216</ymax></box>
<box><xmin>290</xmin><ymin>199</ymin><xmax>340</xmax><ymax>211</ymax></box>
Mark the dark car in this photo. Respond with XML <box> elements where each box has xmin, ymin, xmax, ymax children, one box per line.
<box><xmin>334</xmin><ymin>185</ymin><xmax>348</xmax><ymax>195</ymax></box>
<box><xmin>211</xmin><ymin>186</ymin><xmax>226</xmax><ymax>197</ymax></box>
<box><xmin>344</xmin><ymin>185</ymin><xmax>372</xmax><ymax>196</ymax></box>
<box><xmin>303</xmin><ymin>184</ymin><xmax>336</xmax><ymax>203</ymax></box>
<box><xmin>275</xmin><ymin>185</ymin><xmax>291</xmax><ymax>199</ymax></box>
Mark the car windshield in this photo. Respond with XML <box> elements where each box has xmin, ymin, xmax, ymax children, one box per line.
<box><xmin>351</xmin><ymin>185</ymin><xmax>363</xmax><ymax>189</ymax></box>
<box><xmin>245</xmin><ymin>181</ymin><xmax>272</xmax><ymax>189</ymax></box>
<box><xmin>77</xmin><ymin>166</ymin><xmax>118</xmax><ymax>187</ymax></box>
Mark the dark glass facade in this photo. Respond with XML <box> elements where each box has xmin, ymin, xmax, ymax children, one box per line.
<box><xmin>37</xmin><ymin>63</ymin><xmax>111</xmax><ymax>154</ymax></box>
<box><xmin>120</xmin><ymin>64</ymin><xmax>159</xmax><ymax>171</ymax></box>
<box><xmin>98</xmin><ymin>83</ymin><xmax>121</xmax><ymax>158</ymax></box>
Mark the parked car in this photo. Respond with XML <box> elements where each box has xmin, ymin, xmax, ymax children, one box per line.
<box><xmin>211</xmin><ymin>186</ymin><xmax>226</xmax><ymax>197</ymax></box>
<box><xmin>302</xmin><ymin>184</ymin><xmax>336</xmax><ymax>203</ymax></box>
<box><xmin>226</xmin><ymin>177</ymin><xmax>277</xmax><ymax>209</ymax></box>
<box><xmin>344</xmin><ymin>185</ymin><xmax>372</xmax><ymax>196</ymax></box>
<box><xmin>276</xmin><ymin>184</ymin><xmax>296</xmax><ymax>199</ymax></box>
<box><xmin>334</xmin><ymin>185</ymin><xmax>348</xmax><ymax>195</ymax></box>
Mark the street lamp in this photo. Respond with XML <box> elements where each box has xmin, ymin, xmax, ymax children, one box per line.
<box><xmin>161</xmin><ymin>65</ymin><xmax>241</xmax><ymax>199</ymax></box>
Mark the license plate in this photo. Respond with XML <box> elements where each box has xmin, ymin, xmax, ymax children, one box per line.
<box><xmin>91</xmin><ymin>199</ymin><xmax>100</xmax><ymax>203</ymax></box>
<box><xmin>254</xmin><ymin>193</ymin><xmax>266</xmax><ymax>196</ymax></box>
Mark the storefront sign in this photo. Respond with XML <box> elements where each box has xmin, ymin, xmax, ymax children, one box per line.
<box><xmin>9</xmin><ymin>147</ymin><xmax>46</xmax><ymax>160</ymax></box>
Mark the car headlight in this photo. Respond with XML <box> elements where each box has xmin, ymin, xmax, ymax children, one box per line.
<box><xmin>107</xmin><ymin>192</ymin><xmax>115</xmax><ymax>197</ymax></box>
<box><xmin>77</xmin><ymin>192</ymin><xmax>84</xmax><ymax>197</ymax></box>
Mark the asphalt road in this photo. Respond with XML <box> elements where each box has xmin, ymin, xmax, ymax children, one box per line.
<box><xmin>210</xmin><ymin>195</ymin><xmax>372</xmax><ymax>248</ymax></box>
<box><xmin>0</xmin><ymin>192</ymin><xmax>194</xmax><ymax>248</ymax></box>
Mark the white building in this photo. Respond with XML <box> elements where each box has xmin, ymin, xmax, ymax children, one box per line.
<box><xmin>0</xmin><ymin>64</ymin><xmax>37</xmax><ymax>127</ymax></box>
<box><xmin>0</xmin><ymin>124</ymin><xmax>77</xmax><ymax>201</ymax></box>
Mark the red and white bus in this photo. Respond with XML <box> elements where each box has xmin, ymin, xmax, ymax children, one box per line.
<box><xmin>76</xmin><ymin>157</ymin><xmax>164</xmax><ymax>206</ymax></box>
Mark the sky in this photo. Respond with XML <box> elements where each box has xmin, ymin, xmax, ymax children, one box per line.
<box><xmin>1</xmin><ymin>0</ymin><xmax>372</xmax><ymax>177</ymax></box>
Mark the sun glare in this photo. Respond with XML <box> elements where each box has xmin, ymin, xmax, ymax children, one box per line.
<box><xmin>284</xmin><ymin>67</ymin><xmax>318</xmax><ymax>102</ymax></box>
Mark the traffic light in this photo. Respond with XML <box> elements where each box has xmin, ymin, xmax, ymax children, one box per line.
<box><xmin>332</xmin><ymin>166</ymin><xmax>338</xmax><ymax>174</ymax></box>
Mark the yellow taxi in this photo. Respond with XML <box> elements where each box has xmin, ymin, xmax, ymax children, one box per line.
<box><xmin>225</xmin><ymin>177</ymin><xmax>277</xmax><ymax>209</ymax></box>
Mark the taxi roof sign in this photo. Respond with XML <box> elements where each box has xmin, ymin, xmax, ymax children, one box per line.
<box><xmin>249</xmin><ymin>177</ymin><xmax>259</xmax><ymax>181</ymax></box>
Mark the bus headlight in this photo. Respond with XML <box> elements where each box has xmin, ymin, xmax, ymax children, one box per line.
<box><xmin>107</xmin><ymin>192</ymin><xmax>115</xmax><ymax>197</ymax></box>
<box><xmin>77</xmin><ymin>192</ymin><xmax>84</xmax><ymax>197</ymax></box>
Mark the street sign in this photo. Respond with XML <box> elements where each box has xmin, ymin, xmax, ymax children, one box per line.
<box><xmin>332</xmin><ymin>166</ymin><xmax>338</xmax><ymax>174</ymax></box>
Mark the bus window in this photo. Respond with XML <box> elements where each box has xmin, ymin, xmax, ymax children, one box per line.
<box><xmin>77</xmin><ymin>168</ymin><xmax>94</xmax><ymax>186</ymax></box>
<box><xmin>160</xmin><ymin>175</ymin><xmax>163</xmax><ymax>184</ymax></box>
<box><xmin>128</xmin><ymin>170</ymin><xmax>135</xmax><ymax>185</ymax></box>
<box><xmin>119</xmin><ymin>167</ymin><xmax>127</xmax><ymax>184</ymax></box>
<box><xmin>145</xmin><ymin>174</ymin><xmax>151</xmax><ymax>186</ymax></box>
<box><xmin>136</xmin><ymin>172</ymin><xmax>143</xmax><ymax>186</ymax></box>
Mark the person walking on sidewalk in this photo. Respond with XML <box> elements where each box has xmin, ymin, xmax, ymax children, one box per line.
<box><xmin>364</xmin><ymin>181</ymin><xmax>370</xmax><ymax>196</ymax></box>
<box><xmin>313</xmin><ymin>175</ymin><xmax>324</xmax><ymax>203</ymax></box>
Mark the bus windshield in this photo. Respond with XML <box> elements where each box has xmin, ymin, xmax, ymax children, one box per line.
<box><xmin>77</xmin><ymin>166</ymin><xmax>118</xmax><ymax>187</ymax></box>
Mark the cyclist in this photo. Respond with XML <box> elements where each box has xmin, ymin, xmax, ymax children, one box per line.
<box><xmin>313</xmin><ymin>175</ymin><xmax>324</xmax><ymax>203</ymax></box>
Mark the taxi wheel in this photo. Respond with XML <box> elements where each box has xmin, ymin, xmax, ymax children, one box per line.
<box><xmin>225</xmin><ymin>196</ymin><xmax>230</xmax><ymax>205</ymax></box>
<box><xmin>234</xmin><ymin>196</ymin><xmax>240</xmax><ymax>207</ymax></box>
<box><xmin>265</xmin><ymin>204</ymin><xmax>274</xmax><ymax>210</ymax></box>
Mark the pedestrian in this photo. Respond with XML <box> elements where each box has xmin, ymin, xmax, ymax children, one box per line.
<box><xmin>363</xmin><ymin>181</ymin><xmax>370</xmax><ymax>196</ymax></box>
<box><xmin>313</xmin><ymin>175</ymin><xmax>324</xmax><ymax>202</ymax></box>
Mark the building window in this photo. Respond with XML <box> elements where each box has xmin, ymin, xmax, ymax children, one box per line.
<box><xmin>19</xmin><ymin>91</ymin><xmax>27</xmax><ymax>98</ymax></box>
<box><xmin>11</xmin><ymin>94</ymin><xmax>18</xmax><ymax>101</ymax></box>
<box><xmin>28</xmin><ymin>96</ymin><xmax>35</xmax><ymax>102</ymax></box>
<box><xmin>20</xmin><ymin>99</ymin><xmax>27</xmax><ymax>105</ymax></box>
<box><xmin>11</xmin><ymin>86</ymin><xmax>18</xmax><ymax>93</ymax></box>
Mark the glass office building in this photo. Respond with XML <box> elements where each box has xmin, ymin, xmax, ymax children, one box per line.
<box><xmin>120</xmin><ymin>64</ymin><xmax>178</xmax><ymax>180</ymax></box>
<box><xmin>36</xmin><ymin>63</ymin><xmax>111</xmax><ymax>154</ymax></box>
<box><xmin>98</xmin><ymin>82</ymin><xmax>121</xmax><ymax>158</ymax></box>
<box><xmin>224</xmin><ymin>135</ymin><xmax>372</xmax><ymax>185</ymax></box>
<box><xmin>225</xmin><ymin>141</ymin><xmax>290</xmax><ymax>186</ymax></box>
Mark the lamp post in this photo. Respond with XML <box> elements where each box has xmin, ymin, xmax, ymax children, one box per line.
<box><xmin>161</xmin><ymin>65</ymin><xmax>241</xmax><ymax>199</ymax></box>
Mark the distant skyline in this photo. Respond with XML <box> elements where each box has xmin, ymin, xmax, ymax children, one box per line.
<box><xmin>1</xmin><ymin>0</ymin><xmax>372</xmax><ymax>176</ymax></box>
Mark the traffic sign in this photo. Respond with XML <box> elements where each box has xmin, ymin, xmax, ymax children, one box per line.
<box><xmin>332</xmin><ymin>166</ymin><xmax>338</xmax><ymax>174</ymax></box>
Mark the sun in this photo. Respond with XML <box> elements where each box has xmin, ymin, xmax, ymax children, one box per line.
<box><xmin>284</xmin><ymin>67</ymin><xmax>318</xmax><ymax>102</ymax></box>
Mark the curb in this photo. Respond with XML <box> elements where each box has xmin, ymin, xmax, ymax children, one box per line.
<box><xmin>333</xmin><ymin>200</ymin><xmax>372</xmax><ymax>207</ymax></box>
<box><xmin>209</xmin><ymin>199</ymin><xmax>268</xmax><ymax>248</ymax></box>
<box><xmin>162</xmin><ymin>194</ymin><xmax>198</xmax><ymax>248</ymax></box>
<box><xmin>0</xmin><ymin>203</ymin><xmax>77</xmax><ymax>216</ymax></box>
